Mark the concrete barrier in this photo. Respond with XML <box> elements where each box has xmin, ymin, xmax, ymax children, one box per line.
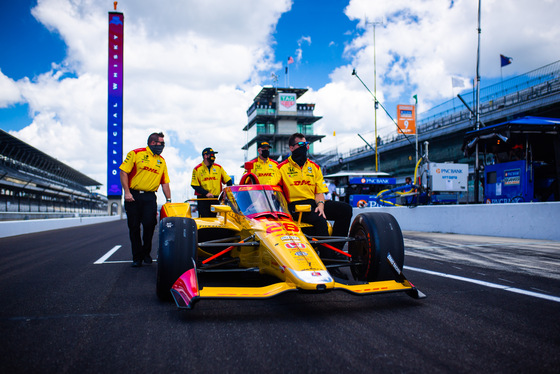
<box><xmin>356</xmin><ymin>201</ymin><xmax>560</xmax><ymax>241</ymax></box>
<box><xmin>0</xmin><ymin>215</ymin><xmax>123</xmax><ymax>238</ymax></box>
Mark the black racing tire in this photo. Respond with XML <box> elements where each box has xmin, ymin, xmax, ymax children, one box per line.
<box><xmin>156</xmin><ymin>217</ymin><xmax>198</xmax><ymax>301</ymax></box>
<box><xmin>348</xmin><ymin>212</ymin><xmax>404</xmax><ymax>281</ymax></box>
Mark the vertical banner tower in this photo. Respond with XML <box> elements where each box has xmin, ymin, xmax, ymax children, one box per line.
<box><xmin>107</xmin><ymin>5</ymin><xmax>124</xmax><ymax>215</ymax></box>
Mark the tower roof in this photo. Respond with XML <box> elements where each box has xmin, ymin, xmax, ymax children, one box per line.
<box><xmin>253</xmin><ymin>87</ymin><xmax>308</xmax><ymax>104</ymax></box>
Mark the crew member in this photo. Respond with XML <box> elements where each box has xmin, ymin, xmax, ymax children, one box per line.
<box><xmin>243</xmin><ymin>141</ymin><xmax>279</xmax><ymax>184</ymax></box>
<box><xmin>191</xmin><ymin>147</ymin><xmax>233</xmax><ymax>217</ymax></box>
<box><xmin>272</xmin><ymin>133</ymin><xmax>353</xmax><ymax>257</ymax></box>
<box><xmin>120</xmin><ymin>132</ymin><xmax>171</xmax><ymax>267</ymax></box>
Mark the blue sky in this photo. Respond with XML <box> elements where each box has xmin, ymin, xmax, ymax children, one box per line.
<box><xmin>1</xmin><ymin>0</ymin><xmax>558</xmax><ymax>201</ymax></box>
<box><xmin>1</xmin><ymin>0</ymin><xmax>64</xmax><ymax>131</ymax></box>
<box><xmin>272</xmin><ymin>1</ymin><xmax>359</xmax><ymax>90</ymax></box>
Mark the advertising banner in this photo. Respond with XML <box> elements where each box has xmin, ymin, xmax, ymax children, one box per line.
<box><xmin>107</xmin><ymin>12</ymin><xmax>124</xmax><ymax>197</ymax></box>
<box><xmin>278</xmin><ymin>93</ymin><xmax>297</xmax><ymax>112</ymax></box>
<box><xmin>396</xmin><ymin>104</ymin><xmax>416</xmax><ymax>135</ymax></box>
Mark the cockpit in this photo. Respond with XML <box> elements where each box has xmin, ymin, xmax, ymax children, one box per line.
<box><xmin>222</xmin><ymin>185</ymin><xmax>291</xmax><ymax>218</ymax></box>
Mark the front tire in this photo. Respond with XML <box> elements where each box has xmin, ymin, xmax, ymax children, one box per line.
<box><xmin>156</xmin><ymin>217</ymin><xmax>198</xmax><ymax>301</ymax></box>
<box><xmin>348</xmin><ymin>212</ymin><xmax>404</xmax><ymax>281</ymax></box>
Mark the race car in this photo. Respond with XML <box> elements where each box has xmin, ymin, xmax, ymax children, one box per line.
<box><xmin>157</xmin><ymin>184</ymin><xmax>425</xmax><ymax>309</ymax></box>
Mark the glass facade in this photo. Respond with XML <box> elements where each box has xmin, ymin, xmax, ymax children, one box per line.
<box><xmin>297</xmin><ymin>123</ymin><xmax>314</xmax><ymax>135</ymax></box>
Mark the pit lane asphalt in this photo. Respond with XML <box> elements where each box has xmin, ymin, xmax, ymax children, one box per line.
<box><xmin>1</xmin><ymin>220</ymin><xmax>559</xmax><ymax>373</ymax></box>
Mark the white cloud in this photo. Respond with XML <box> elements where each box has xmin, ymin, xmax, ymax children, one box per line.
<box><xmin>0</xmin><ymin>70</ymin><xmax>23</xmax><ymax>107</ymax></box>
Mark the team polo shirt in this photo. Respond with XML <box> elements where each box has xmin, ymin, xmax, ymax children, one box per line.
<box><xmin>191</xmin><ymin>163</ymin><xmax>232</xmax><ymax>196</ymax></box>
<box><xmin>119</xmin><ymin>147</ymin><xmax>170</xmax><ymax>192</ymax></box>
<box><xmin>274</xmin><ymin>157</ymin><xmax>328</xmax><ymax>203</ymax></box>
<box><xmin>244</xmin><ymin>157</ymin><xmax>279</xmax><ymax>185</ymax></box>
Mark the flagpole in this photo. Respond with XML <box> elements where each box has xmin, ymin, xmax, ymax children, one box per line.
<box><xmin>500</xmin><ymin>63</ymin><xmax>504</xmax><ymax>96</ymax></box>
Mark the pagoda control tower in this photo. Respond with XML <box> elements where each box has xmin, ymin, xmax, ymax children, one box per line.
<box><xmin>243</xmin><ymin>87</ymin><xmax>325</xmax><ymax>161</ymax></box>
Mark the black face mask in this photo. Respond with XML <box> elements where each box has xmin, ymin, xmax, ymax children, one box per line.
<box><xmin>149</xmin><ymin>144</ymin><xmax>164</xmax><ymax>155</ymax></box>
<box><xmin>207</xmin><ymin>155</ymin><xmax>216</xmax><ymax>165</ymax></box>
<box><xmin>291</xmin><ymin>145</ymin><xmax>307</xmax><ymax>167</ymax></box>
<box><xmin>261</xmin><ymin>149</ymin><xmax>270</xmax><ymax>159</ymax></box>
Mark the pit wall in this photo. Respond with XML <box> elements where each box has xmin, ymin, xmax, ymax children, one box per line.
<box><xmin>357</xmin><ymin>201</ymin><xmax>560</xmax><ymax>241</ymax></box>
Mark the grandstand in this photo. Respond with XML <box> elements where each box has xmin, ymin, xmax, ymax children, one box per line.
<box><xmin>0</xmin><ymin>129</ymin><xmax>107</xmax><ymax>220</ymax></box>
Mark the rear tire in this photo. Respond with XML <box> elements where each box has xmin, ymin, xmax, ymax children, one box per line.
<box><xmin>156</xmin><ymin>217</ymin><xmax>198</xmax><ymax>301</ymax></box>
<box><xmin>348</xmin><ymin>212</ymin><xmax>404</xmax><ymax>281</ymax></box>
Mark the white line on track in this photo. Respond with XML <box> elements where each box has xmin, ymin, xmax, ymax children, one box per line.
<box><xmin>404</xmin><ymin>265</ymin><xmax>560</xmax><ymax>303</ymax></box>
<box><xmin>94</xmin><ymin>245</ymin><xmax>122</xmax><ymax>264</ymax></box>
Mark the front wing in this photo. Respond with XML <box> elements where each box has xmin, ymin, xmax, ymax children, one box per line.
<box><xmin>170</xmin><ymin>268</ymin><xmax>425</xmax><ymax>309</ymax></box>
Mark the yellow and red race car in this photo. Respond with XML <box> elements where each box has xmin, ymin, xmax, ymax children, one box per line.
<box><xmin>157</xmin><ymin>184</ymin><xmax>425</xmax><ymax>309</ymax></box>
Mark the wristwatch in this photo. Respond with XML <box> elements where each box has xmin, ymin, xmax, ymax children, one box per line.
<box><xmin>166</xmin><ymin>198</ymin><xmax>172</xmax><ymax>203</ymax></box>
<box><xmin>317</xmin><ymin>201</ymin><xmax>325</xmax><ymax>205</ymax></box>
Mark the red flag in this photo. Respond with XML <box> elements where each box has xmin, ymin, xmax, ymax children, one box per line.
<box><xmin>287</xmin><ymin>56</ymin><xmax>294</xmax><ymax>64</ymax></box>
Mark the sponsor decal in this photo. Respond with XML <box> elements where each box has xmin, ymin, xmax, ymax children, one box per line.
<box><xmin>285</xmin><ymin>242</ymin><xmax>306</xmax><ymax>249</ymax></box>
<box><xmin>504</xmin><ymin>169</ymin><xmax>521</xmax><ymax>185</ymax></box>
<box><xmin>279</xmin><ymin>94</ymin><xmax>296</xmax><ymax>109</ymax></box>
<box><xmin>142</xmin><ymin>166</ymin><xmax>159</xmax><ymax>174</ymax></box>
<box><xmin>348</xmin><ymin>177</ymin><xmax>396</xmax><ymax>185</ymax></box>
<box><xmin>107</xmin><ymin>11</ymin><xmax>124</xmax><ymax>197</ymax></box>
<box><xmin>281</xmin><ymin>235</ymin><xmax>300</xmax><ymax>241</ymax></box>
<box><xmin>436</xmin><ymin>168</ymin><xmax>464</xmax><ymax>174</ymax></box>
<box><xmin>293</xmin><ymin>180</ymin><xmax>311</xmax><ymax>186</ymax></box>
<box><xmin>294</xmin><ymin>251</ymin><xmax>309</xmax><ymax>256</ymax></box>
<box><xmin>287</xmin><ymin>166</ymin><xmax>298</xmax><ymax>176</ymax></box>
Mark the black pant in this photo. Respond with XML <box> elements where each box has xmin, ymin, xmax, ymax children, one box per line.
<box><xmin>124</xmin><ymin>190</ymin><xmax>157</xmax><ymax>262</ymax></box>
<box><xmin>288</xmin><ymin>199</ymin><xmax>353</xmax><ymax>254</ymax></box>
<box><xmin>197</xmin><ymin>197</ymin><xmax>218</xmax><ymax>218</ymax></box>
